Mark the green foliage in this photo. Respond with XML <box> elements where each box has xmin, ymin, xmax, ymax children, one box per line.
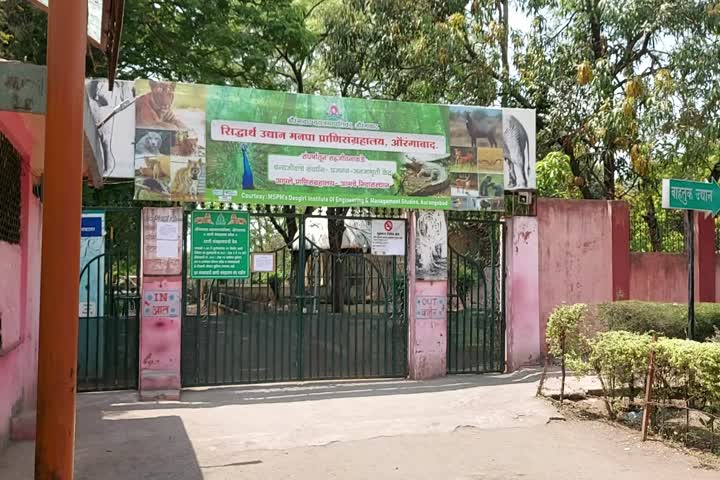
<box><xmin>119</xmin><ymin>0</ymin><xmax>311</xmax><ymax>88</ymax></box>
<box><xmin>547</xmin><ymin>302</ymin><xmax>720</xmax><ymax>419</ymax></box>
<box><xmin>588</xmin><ymin>331</ymin><xmax>653</xmax><ymax>418</ymax></box>
<box><xmin>536</xmin><ymin>152</ymin><xmax>581</xmax><ymax>198</ymax></box>
<box><xmin>595</xmin><ymin>301</ymin><xmax>720</xmax><ymax>342</ymax></box>
<box><xmin>546</xmin><ymin>303</ymin><xmax>587</xmax><ymax>356</ymax></box>
<box><xmin>584</xmin><ymin>333</ymin><xmax>720</xmax><ymax>418</ymax></box>
<box><xmin>3</xmin><ymin>0</ymin><xmax>719</xmax><ymax>240</ymax></box>
<box><xmin>0</xmin><ymin>0</ymin><xmax>47</xmax><ymax>64</ymax></box>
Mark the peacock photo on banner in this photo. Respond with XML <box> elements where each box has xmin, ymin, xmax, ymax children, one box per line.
<box><xmin>133</xmin><ymin>80</ymin><xmax>536</xmax><ymax>210</ymax></box>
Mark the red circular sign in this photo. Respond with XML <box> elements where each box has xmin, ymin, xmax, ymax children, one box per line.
<box><xmin>384</xmin><ymin>220</ymin><xmax>393</xmax><ymax>232</ymax></box>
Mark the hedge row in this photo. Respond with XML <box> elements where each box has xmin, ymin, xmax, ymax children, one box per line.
<box><xmin>582</xmin><ymin>301</ymin><xmax>720</xmax><ymax>341</ymax></box>
<box><xmin>547</xmin><ymin>304</ymin><xmax>720</xmax><ymax>419</ymax></box>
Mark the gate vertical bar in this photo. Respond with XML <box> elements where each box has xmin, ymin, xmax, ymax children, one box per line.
<box><xmin>490</xmin><ymin>224</ymin><xmax>497</xmax><ymax>372</ymax></box>
<box><xmin>181</xmin><ymin>212</ymin><xmax>188</xmax><ymax>386</ymax></box>
<box><xmin>296</xmin><ymin>214</ymin><xmax>306</xmax><ymax>380</ymax></box>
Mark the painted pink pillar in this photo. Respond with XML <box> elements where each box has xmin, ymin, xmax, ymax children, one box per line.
<box><xmin>139</xmin><ymin>207</ymin><xmax>184</xmax><ymax>401</ymax></box>
<box><xmin>694</xmin><ymin>213</ymin><xmax>716</xmax><ymax>303</ymax></box>
<box><xmin>610</xmin><ymin>201</ymin><xmax>631</xmax><ymax>301</ymax></box>
<box><xmin>505</xmin><ymin>216</ymin><xmax>541</xmax><ymax>371</ymax></box>
<box><xmin>407</xmin><ymin>211</ymin><xmax>448</xmax><ymax>380</ymax></box>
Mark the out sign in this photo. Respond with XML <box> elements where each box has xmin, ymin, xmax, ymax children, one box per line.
<box><xmin>143</xmin><ymin>290</ymin><xmax>180</xmax><ymax>319</ymax></box>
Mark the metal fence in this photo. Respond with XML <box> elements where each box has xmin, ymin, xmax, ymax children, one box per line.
<box><xmin>630</xmin><ymin>208</ymin><xmax>686</xmax><ymax>253</ymax></box>
<box><xmin>181</xmin><ymin>206</ymin><xmax>409</xmax><ymax>386</ymax></box>
<box><xmin>78</xmin><ymin>207</ymin><xmax>141</xmax><ymax>392</ymax></box>
<box><xmin>0</xmin><ymin>131</ymin><xmax>22</xmax><ymax>245</ymax></box>
<box><xmin>446</xmin><ymin>213</ymin><xmax>505</xmax><ymax>374</ymax></box>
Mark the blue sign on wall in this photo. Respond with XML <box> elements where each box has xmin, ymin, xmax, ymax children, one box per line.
<box><xmin>81</xmin><ymin>216</ymin><xmax>103</xmax><ymax>237</ymax></box>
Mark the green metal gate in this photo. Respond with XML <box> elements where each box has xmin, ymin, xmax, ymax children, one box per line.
<box><xmin>181</xmin><ymin>208</ymin><xmax>408</xmax><ymax>386</ymax></box>
<box><xmin>78</xmin><ymin>208</ymin><xmax>141</xmax><ymax>391</ymax></box>
<box><xmin>447</xmin><ymin>215</ymin><xmax>505</xmax><ymax>373</ymax></box>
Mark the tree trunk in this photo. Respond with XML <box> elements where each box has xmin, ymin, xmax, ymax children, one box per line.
<box><xmin>603</xmin><ymin>150</ymin><xmax>615</xmax><ymax>199</ymax></box>
<box><xmin>497</xmin><ymin>0</ymin><xmax>510</xmax><ymax>107</ymax></box>
<box><xmin>562</xmin><ymin>136</ymin><xmax>594</xmax><ymax>199</ymax></box>
<box><xmin>643</xmin><ymin>196</ymin><xmax>662</xmax><ymax>252</ymax></box>
<box><xmin>328</xmin><ymin>208</ymin><xmax>349</xmax><ymax>313</ymax></box>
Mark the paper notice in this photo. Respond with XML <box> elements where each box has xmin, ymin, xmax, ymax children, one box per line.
<box><xmin>157</xmin><ymin>221</ymin><xmax>179</xmax><ymax>241</ymax></box>
<box><xmin>252</xmin><ymin>253</ymin><xmax>275</xmax><ymax>272</ymax></box>
<box><xmin>156</xmin><ymin>239</ymin><xmax>178</xmax><ymax>258</ymax></box>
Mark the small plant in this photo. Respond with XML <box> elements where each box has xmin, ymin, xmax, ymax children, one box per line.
<box><xmin>546</xmin><ymin>303</ymin><xmax>590</xmax><ymax>402</ymax></box>
<box><xmin>589</xmin><ymin>331</ymin><xmax>652</xmax><ymax>419</ymax></box>
<box><xmin>709</xmin><ymin>327</ymin><xmax>720</xmax><ymax>343</ymax></box>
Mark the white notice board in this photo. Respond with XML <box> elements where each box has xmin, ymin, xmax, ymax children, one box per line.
<box><xmin>371</xmin><ymin>219</ymin><xmax>406</xmax><ymax>256</ymax></box>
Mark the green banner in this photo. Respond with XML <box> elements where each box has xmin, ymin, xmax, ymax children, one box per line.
<box><xmin>190</xmin><ymin>211</ymin><xmax>250</xmax><ymax>279</ymax></box>
<box><xmin>134</xmin><ymin>80</ymin><xmax>514</xmax><ymax>211</ymax></box>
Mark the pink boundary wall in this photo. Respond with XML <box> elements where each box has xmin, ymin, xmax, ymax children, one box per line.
<box><xmin>0</xmin><ymin>123</ymin><xmax>42</xmax><ymax>449</ymax></box>
<box><xmin>506</xmin><ymin>198</ymin><xmax>719</xmax><ymax>371</ymax></box>
<box><xmin>629</xmin><ymin>214</ymin><xmax>716</xmax><ymax>303</ymax></box>
<box><xmin>536</xmin><ymin>199</ymin><xmax>617</xmax><ymax>348</ymax></box>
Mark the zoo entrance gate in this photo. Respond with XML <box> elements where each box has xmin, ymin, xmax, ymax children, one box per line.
<box><xmin>76</xmin><ymin>207</ymin><xmax>506</xmax><ymax>391</ymax></box>
<box><xmin>180</xmin><ymin>208</ymin><xmax>410</xmax><ymax>386</ymax></box>
<box><xmin>181</xmin><ymin>208</ymin><xmax>506</xmax><ymax>386</ymax></box>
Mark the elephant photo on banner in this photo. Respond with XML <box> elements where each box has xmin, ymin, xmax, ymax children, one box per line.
<box><xmin>502</xmin><ymin>108</ymin><xmax>536</xmax><ymax>191</ymax></box>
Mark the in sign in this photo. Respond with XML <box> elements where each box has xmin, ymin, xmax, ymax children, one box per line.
<box><xmin>143</xmin><ymin>290</ymin><xmax>180</xmax><ymax>319</ymax></box>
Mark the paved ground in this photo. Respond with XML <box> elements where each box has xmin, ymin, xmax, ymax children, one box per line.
<box><xmin>1</xmin><ymin>369</ymin><xmax>717</xmax><ymax>479</ymax></box>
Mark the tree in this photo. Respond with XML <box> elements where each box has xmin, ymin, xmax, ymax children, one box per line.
<box><xmin>5</xmin><ymin>0</ymin><xmax>720</xmax><ymax>253</ymax></box>
<box><xmin>119</xmin><ymin>0</ymin><xmax>311</xmax><ymax>87</ymax></box>
<box><xmin>515</xmin><ymin>0</ymin><xmax>720</xmax><ymax>199</ymax></box>
<box><xmin>0</xmin><ymin>0</ymin><xmax>47</xmax><ymax>64</ymax></box>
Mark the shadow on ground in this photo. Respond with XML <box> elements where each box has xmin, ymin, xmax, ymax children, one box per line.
<box><xmin>99</xmin><ymin>367</ymin><xmax>553</xmax><ymax>413</ymax></box>
<box><xmin>0</xmin><ymin>414</ymin><xmax>204</xmax><ymax>480</ymax></box>
<box><xmin>1</xmin><ymin>369</ymin><xmax>556</xmax><ymax>479</ymax></box>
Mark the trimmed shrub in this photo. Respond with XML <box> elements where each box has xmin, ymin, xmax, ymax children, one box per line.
<box><xmin>589</xmin><ymin>331</ymin><xmax>653</xmax><ymax>418</ymax></box>
<box><xmin>546</xmin><ymin>304</ymin><xmax>590</xmax><ymax>401</ymax></box>
<box><xmin>546</xmin><ymin>322</ymin><xmax>720</xmax><ymax>420</ymax></box>
<box><xmin>593</xmin><ymin>301</ymin><xmax>720</xmax><ymax>341</ymax></box>
<box><xmin>546</xmin><ymin>303</ymin><xmax>589</xmax><ymax>361</ymax></box>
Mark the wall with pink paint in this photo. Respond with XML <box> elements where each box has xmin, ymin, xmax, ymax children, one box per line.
<box><xmin>505</xmin><ymin>216</ymin><xmax>541</xmax><ymax>371</ymax></box>
<box><xmin>0</xmin><ymin>170</ymin><xmax>42</xmax><ymax>449</ymax></box>
<box><xmin>630</xmin><ymin>253</ymin><xmax>688</xmax><ymax>303</ymax></box>
<box><xmin>408</xmin><ymin>280</ymin><xmax>448</xmax><ymax>379</ymax></box>
<box><xmin>537</xmin><ymin>199</ymin><xmax>615</xmax><ymax>347</ymax></box>
<box><xmin>139</xmin><ymin>207</ymin><xmax>184</xmax><ymax>400</ymax></box>
<box><xmin>716</xmin><ymin>257</ymin><xmax>720</xmax><ymax>303</ymax></box>
<box><xmin>139</xmin><ymin>277</ymin><xmax>182</xmax><ymax>397</ymax></box>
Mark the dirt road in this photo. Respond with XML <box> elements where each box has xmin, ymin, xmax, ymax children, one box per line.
<box><xmin>0</xmin><ymin>370</ymin><xmax>716</xmax><ymax>479</ymax></box>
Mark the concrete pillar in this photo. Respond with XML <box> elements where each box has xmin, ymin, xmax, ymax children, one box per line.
<box><xmin>505</xmin><ymin>216</ymin><xmax>541</xmax><ymax>371</ymax></box>
<box><xmin>694</xmin><ymin>213</ymin><xmax>716</xmax><ymax>303</ymax></box>
<box><xmin>139</xmin><ymin>207</ymin><xmax>184</xmax><ymax>401</ymax></box>
<box><xmin>407</xmin><ymin>211</ymin><xmax>448</xmax><ymax>380</ymax></box>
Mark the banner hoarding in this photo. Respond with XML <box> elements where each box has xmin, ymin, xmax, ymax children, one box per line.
<box><xmin>133</xmin><ymin>80</ymin><xmax>534</xmax><ymax>210</ymax></box>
